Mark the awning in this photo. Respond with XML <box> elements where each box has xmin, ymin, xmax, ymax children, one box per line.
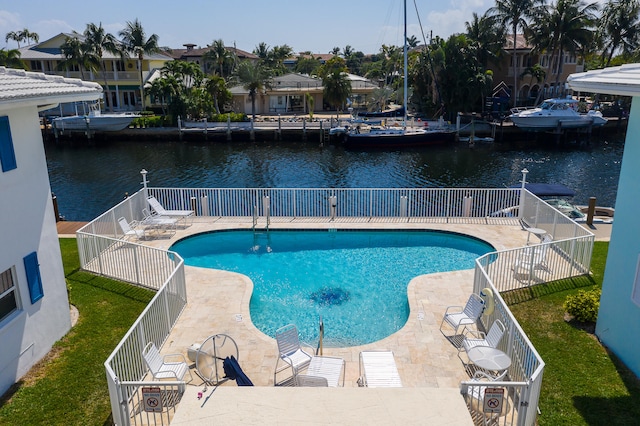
<box><xmin>508</xmin><ymin>183</ymin><xmax>576</xmax><ymax>197</ymax></box>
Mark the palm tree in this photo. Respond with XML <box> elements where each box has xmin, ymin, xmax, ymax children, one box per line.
<box><xmin>57</xmin><ymin>35</ymin><xmax>99</xmax><ymax>80</ymax></box>
<box><xmin>528</xmin><ymin>0</ymin><xmax>597</xmax><ymax>101</ymax></box>
<box><xmin>466</xmin><ymin>12</ymin><xmax>506</xmax><ymax>68</ymax></box>
<box><xmin>330</xmin><ymin>47</ymin><xmax>341</xmax><ymax>55</ymax></box>
<box><xmin>204</xmin><ymin>39</ymin><xmax>230</xmax><ymax>78</ymax></box>
<box><xmin>0</xmin><ymin>48</ymin><xmax>24</xmax><ymax>68</ymax></box>
<box><xmin>235</xmin><ymin>60</ymin><xmax>272</xmax><ymax>121</ymax></box>
<box><xmin>84</xmin><ymin>23</ymin><xmax>120</xmax><ymax>111</ymax></box>
<box><xmin>253</xmin><ymin>42</ymin><xmax>270</xmax><ymax>60</ymax></box>
<box><xmin>5</xmin><ymin>31</ymin><xmax>21</xmax><ymax>48</ymax></box>
<box><xmin>204</xmin><ymin>75</ymin><xmax>230</xmax><ymax>114</ymax></box>
<box><xmin>406</xmin><ymin>35</ymin><xmax>421</xmax><ymax>48</ymax></box>
<box><xmin>323</xmin><ymin>70</ymin><xmax>352</xmax><ymax>119</ymax></box>
<box><xmin>598</xmin><ymin>0</ymin><xmax>640</xmax><ymax>67</ymax></box>
<box><xmin>119</xmin><ymin>19</ymin><xmax>160</xmax><ymax>110</ymax></box>
<box><xmin>19</xmin><ymin>29</ymin><xmax>39</xmax><ymax>45</ymax></box>
<box><xmin>490</xmin><ymin>0</ymin><xmax>542</xmax><ymax>106</ymax></box>
<box><xmin>520</xmin><ymin>63</ymin><xmax>546</xmax><ymax>102</ymax></box>
<box><xmin>268</xmin><ymin>44</ymin><xmax>293</xmax><ymax>75</ymax></box>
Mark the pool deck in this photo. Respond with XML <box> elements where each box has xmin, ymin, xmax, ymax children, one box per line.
<box><xmin>129</xmin><ymin>217</ymin><xmax>544</xmax><ymax>425</ymax></box>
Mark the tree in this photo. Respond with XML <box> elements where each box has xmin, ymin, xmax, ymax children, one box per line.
<box><xmin>119</xmin><ymin>19</ymin><xmax>160</xmax><ymax>110</ymax></box>
<box><xmin>235</xmin><ymin>60</ymin><xmax>272</xmax><ymax>121</ymax></box>
<box><xmin>57</xmin><ymin>35</ymin><xmax>99</xmax><ymax>80</ymax></box>
<box><xmin>466</xmin><ymin>12</ymin><xmax>506</xmax><ymax>68</ymax></box>
<box><xmin>490</xmin><ymin>0</ymin><xmax>542</xmax><ymax>106</ymax></box>
<box><xmin>5</xmin><ymin>31</ymin><xmax>21</xmax><ymax>48</ymax></box>
<box><xmin>19</xmin><ymin>29</ymin><xmax>39</xmax><ymax>45</ymax></box>
<box><xmin>204</xmin><ymin>39</ymin><xmax>231</xmax><ymax>78</ymax></box>
<box><xmin>0</xmin><ymin>48</ymin><xmax>23</xmax><ymax>68</ymax></box>
<box><xmin>330</xmin><ymin>47</ymin><xmax>341</xmax><ymax>55</ymax></box>
<box><xmin>84</xmin><ymin>23</ymin><xmax>120</xmax><ymax>111</ymax></box>
<box><xmin>598</xmin><ymin>0</ymin><xmax>640</xmax><ymax>67</ymax></box>
<box><xmin>268</xmin><ymin>44</ymin><xmax>293</xmax><ymax>75</ymax></box>
<box><xmin>528</xmin><ymin>0</ymin><xmax>597</xmax><ymax>101</ymax></box>
<box><xmin>318</xmin><ymin>57</ymin><xmax>351</xmax><ymax>118</ymax></box>
<box><xmin>295</xmin><ymin>55</ymin><xmax>322</xmax><ymax>75</ymax></box>
<box><xmin>204</xmin><ymin>75</ymin><xmax>231</xmax><ymax>114</ymax></box>
<box><xmin>253</xmin><ymin>42</ymin><xmax>270</xmax><ymax>60</ymax></box>
<box><xmin>406</xmin><ymin>35</ymin><xmax>421</xmax><ymax>48</ymax></box>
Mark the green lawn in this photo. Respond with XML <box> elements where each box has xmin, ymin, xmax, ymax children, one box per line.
<box><xmin>0</xmin><ymin>240</ymin><xmax>638</xmax><ymax>425</ymax></box>
<box><xmin>0</xmin><ymin>239</ymin><xmax>153</xmax><ymax>426</ymax></box>
<box><xmin>509</xmin><ymin>242</ymin><xmax>640</xmax><ymax>425</ymax></box>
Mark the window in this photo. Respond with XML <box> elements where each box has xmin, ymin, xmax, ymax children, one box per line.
<box><xmin>0</xmin><ymin>267</ymin><xmax>18</xmax><ymax>322</ymax></box>
<box><xmin>30</xmin><ymin>60</ymin><xmax>43</xmax><ymax>71</ymax></box>
<box><xmin>0</xmin><ymin>116</ymin><xmax>17</xmax><ymax>172</ymax></box>
<box><xmin>23</xmin><ymin>252</ymin><xmax>43</xmax><ymax>304</ymax></box>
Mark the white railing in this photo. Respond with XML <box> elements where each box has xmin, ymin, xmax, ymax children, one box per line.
<box><xmin>80</xmin><ymin>186</ymin><xmax>593</xmax><ymax>426</ymax></box>
<box><xmin>146</xmin><ymin>187</ymin><xmax>521</xmax><ymax>220</ymax></box>
<box><xmin>103</xmin><ymin>254</ymin><xmax>186</xmax><ymax>426</ymax></box>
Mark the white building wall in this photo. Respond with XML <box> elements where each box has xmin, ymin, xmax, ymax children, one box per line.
<box><xmin>0</xmin><ymin>105</ymin><xmax>71</xmax><ymax>396</ymax></box>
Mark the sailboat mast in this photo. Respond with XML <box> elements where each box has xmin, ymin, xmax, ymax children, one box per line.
<box><xmin>403</xmin><ymin>0</ymin><xmax>408</xmax><ymax>128</ymax></box>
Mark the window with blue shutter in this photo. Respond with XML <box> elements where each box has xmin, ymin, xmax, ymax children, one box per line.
<box><xmin>0</xmin><ymin>116</ymin><xmax>17</xmax><ymax>172</ymax></box>
<box><xmin>23</xmin><ymin>252</ymin><xmax>43</xmax><ymax>304</ymax></box>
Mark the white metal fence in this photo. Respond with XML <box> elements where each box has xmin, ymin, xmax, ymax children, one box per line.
<box><xmin>77</xmin><ymin>186</ymin><xmax>593</xmax><ymax>426</ymax></box>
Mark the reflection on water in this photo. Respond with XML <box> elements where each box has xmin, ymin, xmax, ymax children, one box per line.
<box><xmin>45</xmin><ymin>135</ymin><xmax>624</xmax><ymax>221</ymax></box>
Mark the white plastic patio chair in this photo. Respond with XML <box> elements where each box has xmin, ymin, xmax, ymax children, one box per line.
<box><xmin>142</xmin><ymin>342</ymin><xmax>193</xmax><ymax>383</ymax></box>
<box><xmin>514</xmin><ymin>234</ymin><xmax>553</xmax><ymax>275</ymax></box>
<box><xmin>440</xmin><ymin>293</ymin><xmax>485</xmax><ymax>336</ymax></box>
<box><xmin>295</xmin><ymin>375</ymin><xmax>328</xmax><ymax>387</ymax></box>
<box><xmin>464</xmin><ymin>370</ymin><xmax>510</xmax><ymax>420</ymax></box>
<box><xmin>118</xmin><ymin>217</ymin><xmax>147</xmax><ymax>240</ymax></box>
<box><xmin>141</xmin><ymin>208</ymin><xmax>178</xmax><ymax>235</ymax></box>
<box><xmin>147</xmin><ymin>195</ymin><xmax>194</xmax><ymax>226</ymax></box>
<box><xmin>458</xmin><ymin>319</ymin><xmax>506</xmax><ymax>363</ymax></box>
<box><xmin>273</xmin><ymin>324</ymin><xmax>313</xmax><ymax>386</ymax></box>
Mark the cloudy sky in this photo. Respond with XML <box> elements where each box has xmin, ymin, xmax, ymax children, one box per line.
<box><xmin>1</xmin><ymin>0</ymin><xmax>607</xmax><ymax>54</ymax></box>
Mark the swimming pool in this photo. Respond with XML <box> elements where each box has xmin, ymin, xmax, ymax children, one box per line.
<box><xmin>170</xmin><ymin>229</ymin><xmax>493</xmax><ymax>347</ymax></box>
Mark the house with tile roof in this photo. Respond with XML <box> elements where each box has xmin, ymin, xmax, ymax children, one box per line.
<box><xmin>490</xmin><ymin>34</ymin><xmax>584</xmax><ymax>106</ymax></box>
<box><xmin>0</xmin><ymin>67</ymin><xmax>102</xmax><ymax>396</ymax></box>
<box><xmin>567</xmin><ymin>64</ymin><xmax>640</xmax><ymax>378</ymax></box>
<box><xmin>18</xmin><ymin>33</ymin><xmax>172</xmax><ymax>112</ymax></box>
<box><xmin>169</xmin><ymin>43</ymin><xmax>259</xmax><ymax>75</ymax></box>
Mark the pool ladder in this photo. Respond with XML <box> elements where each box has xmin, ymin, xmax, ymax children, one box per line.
<box><xmin>316</xmin><ymin>316</ymin><xmax>324</xmax><ymax>356</ymax></box>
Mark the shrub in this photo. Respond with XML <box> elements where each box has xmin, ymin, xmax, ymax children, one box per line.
<box><xmin>209</xmin><ymin>112</ymin><xmax>248</xmax><ymax>122</ymax></box>
<box><xmin>563</xmin><ymin>288</ymin><xmax>601</xmax><ymax>323</ymax></box>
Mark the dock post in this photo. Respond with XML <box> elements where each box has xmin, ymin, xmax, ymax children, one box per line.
<box><xmin>277</xmin><ymin>114</ymin><xmax>281</xmax><ymax>140</ymax></box>
<box><xmin>302</xmin><ymin>118</ymin><xmax>307</xmax><ymax>141</ymax></box>
<box><xmin>203</xmin><ymin>118</ymin><xmax>208</xmax><ymax>140</ymax></box>
<box><xmin>227</xmin><ymin>115</ymin><xmax>232</xmax><ymax>141</ymax></box>
<box><xmin>320</xmin><ymin>120</ymin><xmax>323</xmax><ymax>144</ymax></box>
<box><xmin>586</xmin><ymin>197</ymin><xmax>597</xmax><ymax>226</ymax></box>
<box><xmin>178</xmin><ymin>116</ymin><xmax>183</xmax><ymax>141</ymax></box>
<box><xmin>250</xmin><ymin>118</ymin><xmax>255</xmax><ymax>141</ymax></box>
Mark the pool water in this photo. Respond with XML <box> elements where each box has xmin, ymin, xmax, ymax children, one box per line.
<box><xmin>170</xmin><ymin>230</ymin><xmax>493</xmax><ymax>347</ymax></box>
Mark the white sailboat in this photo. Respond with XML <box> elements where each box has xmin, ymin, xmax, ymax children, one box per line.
<box><xmin>342</xmin><ymin>0</ymin><xmax>454</xmax><ymax>149</ymax></box>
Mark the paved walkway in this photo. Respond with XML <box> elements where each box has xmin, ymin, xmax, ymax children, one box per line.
<box><xmin>134</xmin><ymin>217</ymin><xmax>535</xmax><ymax>424</ymax></box>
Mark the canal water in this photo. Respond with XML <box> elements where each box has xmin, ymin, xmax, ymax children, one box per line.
<box><xmin>45</xmin><ymin>135</ymin><xmax>625</xmax><ymax>221</ymax></box>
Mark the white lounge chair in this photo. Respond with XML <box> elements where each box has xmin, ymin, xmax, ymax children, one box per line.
<box><xmin>440</xmin><ymin>293</ymin><xmax>485</xmax><ymax>337</ymax></box>
<box><xmin>142</xmin><ymin>208</ymin><xmax>177</xmax><ymax>236</ymax></box>
<box><xmin>274</xmin><ymin>324</ymin><xmax>313</xmax><ymax>386</ymax></box>
<box><xmin>295</xmin><ymin>375</ymin><xmax>328</xmax><ymax>387</ymax></box>
<box><xmin>358</xmin><ymin>351</ymin><xmax>402</xmax><ymax>387</ymax></box>
<box><xmin>142</xmin><ymin>341</ymin><xmax>193</xmax><ymax>383</ymax></box>
<box><xmin>147</xmin><ymin>196</ymin><xmax>194</xmax><ymax>226</ymax></box>
<box><xmin>458</xmin><ymin>319</ymin><xmax>506</xmax><ymax>364</ymax></box>
<box><xmin>118</xmin><ymin>217</ymin><xmax>147</xmax><ymax>240</ymax></box>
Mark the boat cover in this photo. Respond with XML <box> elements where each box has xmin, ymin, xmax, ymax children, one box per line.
<box><xmin>509</xmin><ymin>183</ymin><xmax>576</xmax><ymax>197</ymax></box>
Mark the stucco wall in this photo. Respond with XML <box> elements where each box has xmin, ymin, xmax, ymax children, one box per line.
<box><xmin>0</xmin><ymin>105</ymin><xmax>71</xmax><ymax>396</ymax></box>
<box><xmin>595</xmin><ymin>95</ymin><xmax>640</xmax><ymax>377</ymax></box>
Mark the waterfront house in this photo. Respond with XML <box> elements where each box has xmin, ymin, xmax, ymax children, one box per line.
<box><xmin>489</xmin><ymin>34</ymin><xmax>584</xmax><ymax>107</ymax></box>
<box><xmin>0</xmin><ymin>67</ymin><xmax>102</xmax><ymax>396</ymax></box>
<box><xmin>568</xmin><ymin>64</ymin><xmax>640</xmax><ymax>378</ymax></box>
<box><xmin>19</xmin><ymin>33</ymin><xmax>172</xmax><ymax>111</ymax></box>
<box><xmin>230</xmin><ymin>72</ymin><xmax>378</xmax><ymax>115</ymax></box>
<box><xmin>169</xmin><ymin>43</ymin><xmax>259</xmax><ymax>75</ymax></box>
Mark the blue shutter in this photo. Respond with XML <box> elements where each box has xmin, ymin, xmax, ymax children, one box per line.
<box><xmin>0</xmin><ymin>116</ymin><xmax>17</xmax><ymax>172</ymax></box>
<box><xmin>23</xmin><ymin>251</ymin><xmax>44</xmax><ymax>304</ymax></box>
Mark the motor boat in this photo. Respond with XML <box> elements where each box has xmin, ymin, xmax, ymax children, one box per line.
<box><xmin>508</xmin><ymin>98</ymin><xmax>607</xmax><ymax>131</ymax></box>
<box><xmin>52</xmin><ymin>103</ymin><xmax>139</xmax><ymax>132</ymax></box>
